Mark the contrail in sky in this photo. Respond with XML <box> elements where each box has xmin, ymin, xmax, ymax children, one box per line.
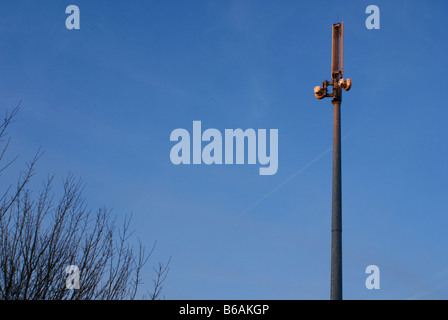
<box><xmin>240</xmin><ymin>145</ymin><xmax>333</xmax><ymax>216</ymax></box>
<box><xmin>240</xmin><ymin>131</ymin><xmax>354</xmax><ymax>216</ymax></box>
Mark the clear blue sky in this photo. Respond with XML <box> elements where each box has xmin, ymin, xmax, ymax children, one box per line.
<box><xmin>0</xmin><ymin>0</ymin><xmax>447</xmax><ymax>299</ymax></box>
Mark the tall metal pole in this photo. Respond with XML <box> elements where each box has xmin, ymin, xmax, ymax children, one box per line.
<box><xmin>330</xmin><ymin>23</ymin><xmax>343</xmax><ymax>301</ymax></box>
<box><xmin>313</xmin><ymin>22</ymin><xmax>351</xmax><ymax>300</ymax></box>
<box><xmin>330</xmin><ymin>98</ymin><xmax>342</xmax><ymax>300</ymax></box>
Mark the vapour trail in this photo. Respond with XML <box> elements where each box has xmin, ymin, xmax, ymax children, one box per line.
<box><xmin>239</xmin><ymin>145</ymin><xmax>332</xmax><ymax>216</ymax></box>
<box><xmin>240</xmin><ymin>131</ymin><xmax>354</xmax><ymax>216</ymax></box>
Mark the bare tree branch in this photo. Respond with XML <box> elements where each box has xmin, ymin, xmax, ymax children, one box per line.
<box><xmin>0</xmin><ymin>106</ymin><xmax>168</xmax><ymax>300</ymax></box>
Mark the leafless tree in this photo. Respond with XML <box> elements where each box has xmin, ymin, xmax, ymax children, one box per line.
<box><xmin>0</xmin><ymin>105</ymin><xmax>169</xmax><ymax>300</ymax></box>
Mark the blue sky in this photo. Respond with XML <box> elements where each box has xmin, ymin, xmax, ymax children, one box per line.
<box><xmin>0</xmin><ymin>0</ymin><xmax>447</xmax><ymax>299</ymax></box>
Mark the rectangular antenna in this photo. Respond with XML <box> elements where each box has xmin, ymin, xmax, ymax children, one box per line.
<box><xmin>341</xmin><ymin>21</ymin><xmax>344</xmax><ymax>77</ymax></box>
<box><xmin>330</xmin><ymin>22</ymin><xmax>344</xmax><ymax>80</ymax></box>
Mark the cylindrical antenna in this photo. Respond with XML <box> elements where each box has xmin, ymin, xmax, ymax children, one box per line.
<box><xmin>331</xmin><ymin>23</ymin><xmax>341</xmax><ymax>80</ymax></box>
<box><xmin>340</xmin><ymin>21</ymin><xmax>344</xmax><ymax>77</ymax></box>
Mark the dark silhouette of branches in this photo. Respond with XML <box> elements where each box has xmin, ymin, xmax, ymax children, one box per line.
<box><xmin>148</xmin><ymin>256</ymin><xmax>171</xmax><ymax>300</ymax></box>
<box><xmin>0</xmin><ymin>105</ymin><xmax>169</xmax><ymax>300</ymax></box>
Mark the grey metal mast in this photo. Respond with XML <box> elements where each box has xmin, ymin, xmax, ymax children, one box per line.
<box><xmin>314</xmin><ymin>21</ymin><xmax>352</xmax><ymax>300</ymax></box>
